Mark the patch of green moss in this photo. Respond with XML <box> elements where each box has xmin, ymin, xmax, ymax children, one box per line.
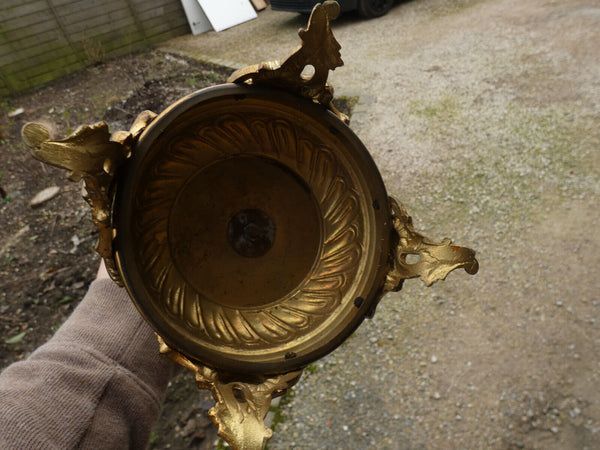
<box><xmin>332</xmin><ymin>95</ymin><xmax>359</xmax><ymax>119</ymax></box>
<box><xmin>407</xmin><ymin>93</ymin><xmax>599</xmax><ymax>228</ymax></box>
<box><xmin>304</xmin><ymin>363</ymin><xmax>318</xmax><ymax>375</ymax></box>
<box><xmin>215</xmin><ymin>438</ymin><xmax>230</xmax><ymax>449</ymax></box>
<box><xmin>148</xmin><ymin>431</ymin><xmax>159</xmax><ymax>447</ymax></box>
<box><xmin>264</xmin><ymin>388</ymin><xmax>296</xmax><ymax>449</ymax></box>
<box><xmin>338</xmin><ymin>95</ymin><xmax>359</xmax><ymax>110</ymax></box>
<box><xmin>408</xmin><ymin>93</ymin><xmax>462</xmax><ymax>122</ymax></box>
<box><xmin>431</xmin><ymin>0</ymin><xmax>486</xmax><ymax>18</ymax></box>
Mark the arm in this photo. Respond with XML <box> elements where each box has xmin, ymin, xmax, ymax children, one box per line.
<box><xmin>0</xmin><ymin>268</ymin><xmax>178</xmax><ymax>449</ymax></box>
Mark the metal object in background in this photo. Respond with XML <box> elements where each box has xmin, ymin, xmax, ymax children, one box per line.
<box><xmin>22</xmin><ymin>2</ymin><xmax>477</xmax><ymax>448</ymax></box>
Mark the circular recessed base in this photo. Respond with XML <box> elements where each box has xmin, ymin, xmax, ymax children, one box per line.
<box><xmin>115</xmin><ymin>84</ymin><xmax>391</xmax><ymax>375</ymax></box>
<box><xmin>168</xmin><ymin>155</ymin><xmax>322</xmax><ymax>309</ymax></box>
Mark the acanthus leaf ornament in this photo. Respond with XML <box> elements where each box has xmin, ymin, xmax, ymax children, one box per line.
<box><xmin>22</xmin><ymin>111</ymin><xmax>156</xmax><ymax>285</ymax></box>
<box><xmin>384</xmin><ymin>197</ymin><xmax>479</xmax><ymax>292</ymax></box>
<box><xmin>228</xmin><ymin>0</ymin><xmax>348</xmax><ymax>123</ymax></box>
<box><xmin>158</xmin><ymin>336</ymin><xmax>302</xmax><ymax>450</ymax></box>
<box><xmin>23</xmin><ymin>2</ymin><xmax>478</xmax><ymax>449</ymax></box>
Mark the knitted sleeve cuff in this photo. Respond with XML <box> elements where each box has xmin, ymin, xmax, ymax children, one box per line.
<box><xmin>0</xmin><ymin>278</ymin><xmax>178</xmax><ymax>449</ymax></box>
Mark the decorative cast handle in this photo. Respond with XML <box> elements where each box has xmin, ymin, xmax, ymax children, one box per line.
<box><xmin>384</xmin><ymin>197</ymin><xmax>479</xmax><ymax>292</ymax></box>
<box><xmin>21</xmin><ymin>111</ymin><xmax>156</xmax><ymax>285</ymax></box>
<box><xmin>228</xmin><ymin>0</ymin><xmax>348</xmax><ymax>123</ymax></box>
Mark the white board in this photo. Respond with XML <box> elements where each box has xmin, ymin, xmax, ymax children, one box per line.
<box><xmin>180</xmin><ymin>0</ymin><xmax>213</xmax><ymax>35</ymax></box>
<box><xmin>197</xmin><ymin>0</ymin><xmax>257</xmax><ymax>32</ymax></box>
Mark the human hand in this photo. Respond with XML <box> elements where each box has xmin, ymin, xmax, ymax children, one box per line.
<box><xmin>96</xmin><ymin>260</ymin><xmax>110</xmax><ymax>280</ymax></box>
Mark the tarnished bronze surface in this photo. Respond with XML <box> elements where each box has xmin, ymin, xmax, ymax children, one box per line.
<box><xmin>114</xmin><ymin>84</ymin><xmax>391</xmax><ymax>376</ymax></box>
<box><xmin>22</xmin><ymin>2</ymin><xmax>478</xmax><ymax>449</ymax></box>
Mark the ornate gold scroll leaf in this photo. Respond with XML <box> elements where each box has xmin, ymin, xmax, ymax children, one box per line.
<box><xmin>228</xmin><ymin>1</ymin><xmax>348</xmax><ymax>123</ymax></box>
<box><xmin>158</xmin><ymin>336</ymin><xmax>302</xmax><ymax>450</ymax></box>
<box><xmin>21</xmin><ymin>111</ymin><xmax>156</xmax><ymax>284</ymax></box>
<box><xmin>384</xmin><ymin>197</ymin><xmax>479</xmax><ymax>291</ymax></box>
<box><xmin>135</xmin><ymin>113</ymin><xmax>363</xmax><ymax>347</ymax></box>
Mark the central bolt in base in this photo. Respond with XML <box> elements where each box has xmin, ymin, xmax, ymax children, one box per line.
<box><xmin>228</xmin><ymin>209</ymin><xmax>276</xmax><ymax>258</ymax></box>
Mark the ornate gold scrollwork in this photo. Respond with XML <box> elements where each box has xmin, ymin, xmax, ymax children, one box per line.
<box><xmin>21</xmin><ymin>111</ymin><xmax>157</xmax><ymax>284</ymax></box>
<box><xmin>384</xmin><ymin>197</ymin><xmax>479</xmax><ymax>292</ymax></box>
<box><xmin>228</xmin><ymin>0</ymin><xmax>348</xmax><ymax>123</ymax></box>
<box><xmin>158</xmin><ymin>336</ymin><xmax>302</xmax><ymax>450</ymax></box>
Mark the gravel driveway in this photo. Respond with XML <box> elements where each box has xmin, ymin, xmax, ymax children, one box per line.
<box><xmin>161</xmin><ymin>0</ymin><xmax>600</xmax><ymax>448</ymax></box>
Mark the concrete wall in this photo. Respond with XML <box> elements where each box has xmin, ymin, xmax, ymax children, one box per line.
<box><xmin>0</xmin><ymin>0</ymin><xmax>190</xmax><ymax>96</ymax></box>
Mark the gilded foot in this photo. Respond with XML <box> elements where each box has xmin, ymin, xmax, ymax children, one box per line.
<box><xmin>157</xmin><ymin>337</ymin><xmax>302</xmax><ymax>450</ymax></box>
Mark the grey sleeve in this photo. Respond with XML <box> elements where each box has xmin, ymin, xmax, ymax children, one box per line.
<box><xmin>0</xmin><ymin>278</ymin><xmax>178</xmax><ymax>449</ymax></box>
